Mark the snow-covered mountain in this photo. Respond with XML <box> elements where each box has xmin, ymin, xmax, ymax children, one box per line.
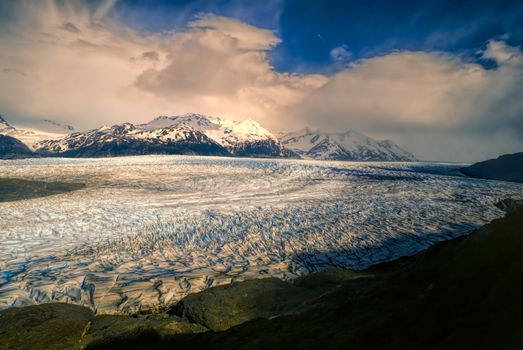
<box><xmin>35</xmin><ymin>122</ymin><xmax>229</xmax><ymax>157</ymax></box>
<box><xmin>281</xmin><ymin>128</ymin><xmax>416</xmax><ymax>161</ymax></box>
<box><xmin>5</xmin><ymin>113</ymin><xmax>416</xmax><ymax>161</ymax></box>
<box><xmin>139</xmin><ymin>113</ymin><xmax>294</xmax><ymax>158</ymax></box>
<box><xmin>36</xmin><ymin>113</ymin><xmax>293</xmax><ymax>158</ymax></box>
<box><xmin>0</xmin><ymin>116</ymin><xmax>72</xmax><ymax>149</ymax></box>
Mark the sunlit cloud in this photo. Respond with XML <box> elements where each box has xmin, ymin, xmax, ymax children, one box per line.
<box><xmin>0</xmin><ymin>1</ymin><xmax>325</xmax><ymax>131</ymax></box>
<box><xmin>0</xmin><ymin>1</ymin><xmax>522</xmax><ymax>161</ymax></box>
<box><xmin>290</xmin><ymin>41</ymin><xmax>523</xmax><ymax>160</ymax></box>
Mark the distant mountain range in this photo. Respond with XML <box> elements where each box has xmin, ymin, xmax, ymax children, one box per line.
<box><xmin>35</xmin><ymin>114</ymin><xmax>293</xmax><ymax>158</ymax></box>
<box><xmin>1</xmin><ymin>114</ymin><xmax>416</xmax><ymax>161</ymax></box>
<box><xmin>281</xmin><ymin>128</ymin><xmax>416</xmax><ymax>161</ymax></box>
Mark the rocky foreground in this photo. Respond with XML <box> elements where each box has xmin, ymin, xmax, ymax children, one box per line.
<box><xmin>1</xmin><ymin>199</ymin><xmax>523</xmax><ymax>349</ymax></box>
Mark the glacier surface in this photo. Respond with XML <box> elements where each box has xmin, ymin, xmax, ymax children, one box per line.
<box><xmin>1</xmin><ymin>155</ymin><xmax>522</xmax><ymax>313</ymax></box>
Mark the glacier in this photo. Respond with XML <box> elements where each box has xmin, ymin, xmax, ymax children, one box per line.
<box><xmin>0</xmin><ymin>155</ymin><xmax>522</xmax><ymax>314</ymax></box>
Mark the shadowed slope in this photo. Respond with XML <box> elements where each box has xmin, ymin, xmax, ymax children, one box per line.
<box><xmin>0</xmin><ymin>135</ymin><xmax>34</xmax><ymax>159</ymax></box>
<box><xmin>460</xmin><ymin>152</ymin><xmax>523</xmax><ymax>183</ymax></box>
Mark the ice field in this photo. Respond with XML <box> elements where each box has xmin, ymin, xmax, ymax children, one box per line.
<box><xmin>1</xmin><ymin>155</ymin><xmax>522</xmax><ymax>314</ymax></box>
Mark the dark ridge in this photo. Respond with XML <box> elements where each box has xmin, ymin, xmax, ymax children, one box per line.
<box><xmin>460</xmin><ymin>152</ymin><xmax>523</xmax><ymax>183</ymax></box>
<box><xmin>41</xmin><ymin>140</ymin><xmax>231</xmax><ymax>158</ymax></box>
<box><xmin>0</xmin><ymin>134</ymin><xmax>34</xmax><ymax>159</ymax></box>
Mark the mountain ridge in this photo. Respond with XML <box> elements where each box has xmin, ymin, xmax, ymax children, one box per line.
<box><xmin>35</xmin><ymin>122</ymin><xmax>230</xmax><ymax>158</ymax></box>
<box><xmin>281</xmin><ymin>128</ymin><xmax>416</xmax><ymax>161</ymax></box>
<box><xmin>1</xmin><ymin>114</ymin><xmax>416</xmax><ymax>161</ymax></box>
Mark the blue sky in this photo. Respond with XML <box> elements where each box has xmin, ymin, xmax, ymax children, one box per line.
<box><xmin>111</xmin><ymin>0</ymin><xmax>523</xmax><ymax>73</ymax></box>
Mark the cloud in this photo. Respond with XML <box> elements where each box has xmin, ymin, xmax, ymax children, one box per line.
<box><xmin>58</xmin><ymin>22</ymin><xmax>81</xmax><ymax>33</ymax></box>
<box><xmin>288</xmin><ymin>41</ymin><xmax>523</xmax><ymax>161</ymax></box>
<box><xmin>187</xmin><ymin>14</ymin><xmax>281</xmax><ymax>50</ymax></box>
<box><xmin>482</xmin><ymin>40</ymin><xmax>522</xmax><ymax>65</ymax></box>
<box><xmin>0</xmin><ymin>1</ymin><xmax>325</xmax><ymax>132</ymax></box>
<box><xmin>330</xmin><ymin>44</ymin><xmax>352</xmax><ymax>63</ymax></box>
<box><xmin>0</xmin><ymin>0</ymin><xmax>161</xmax><ymax>127</ymax></box>
<box><xmin>134</xmin><ymin>15</ymin><xmax>326</xmax><ymax>125</ymax></box>
<box><xmin>0</xmin><ymin>1</ymin><xmax>522</xmax><ymax>161</ymax></box>
<box><xmin>131</xmin><ymin>51</ymin><xmax>159</xmax><ymax>62</ymax></box>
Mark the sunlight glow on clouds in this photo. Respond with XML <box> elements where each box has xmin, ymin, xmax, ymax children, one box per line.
<box><xmin>133</xmin><ymin>14</ymin><xmax>327</xmax><ymax>124</ymax></box>
<box><xmin>0</xmin><ymin>0</ymin><xmax>522</xmax><ymax>161</ymax></box>
<box><xmin>290</xmin><ymin>45</ymin><xmax>523</xmax><ymax>160</ymax></box>
<box><xmin>0</xmin><ymin>0</ymin><xmax>326</xmax><ymax>131</ymax></box>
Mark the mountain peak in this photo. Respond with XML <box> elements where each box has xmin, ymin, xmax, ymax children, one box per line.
<box><xmin>241</xmin><ymin>117</ymin><xmax>257</xmax><ymax>124</ymax></box>
<box><xmin>338</xmin><ymin>129</ymin><xmax>360</xmax><ymax>136</ymax></box>
<box><xmin>145</xmin><ymin>113</ymin><xmax>215</xmax><ymax>130</ymax></box>
<box><xmin>98</xmin><ymin>125</ymin><xmax>111</xmax><ymax>131</ymax></box>
<box><xmin>0</xmin><ymin>115</ymin><xmax>16</xmax><ymax>132</ymax></box>
<box><xmin>236</xmin><ymin>118</ymin><xmax>271</xmax><ymax>136</ymax></box>
<box><xmin>179</xmin><ymin>112</ymin><xmax>209</xmax><ymax>119</ymax></box>
<box><xmin>238</xmin><ymin>118</ymin><xmax>259</xmax><ymax>129</ymax></box>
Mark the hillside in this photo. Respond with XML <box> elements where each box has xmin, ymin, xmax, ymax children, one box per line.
<box><xmin>460</xmin><ymin>152</ymin><xmax>523</xmax><ymax>183</ymax></box>
<box><xmin>0</xmin><ymin>134</ymin><xmax>35</xmax><ymax>159</ymax></box>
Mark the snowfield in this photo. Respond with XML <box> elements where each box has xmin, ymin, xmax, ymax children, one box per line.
<box><xmin>1</xmin><ymin>155</ymin><xmax>522</xmax><ymax>314</ymax></box>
